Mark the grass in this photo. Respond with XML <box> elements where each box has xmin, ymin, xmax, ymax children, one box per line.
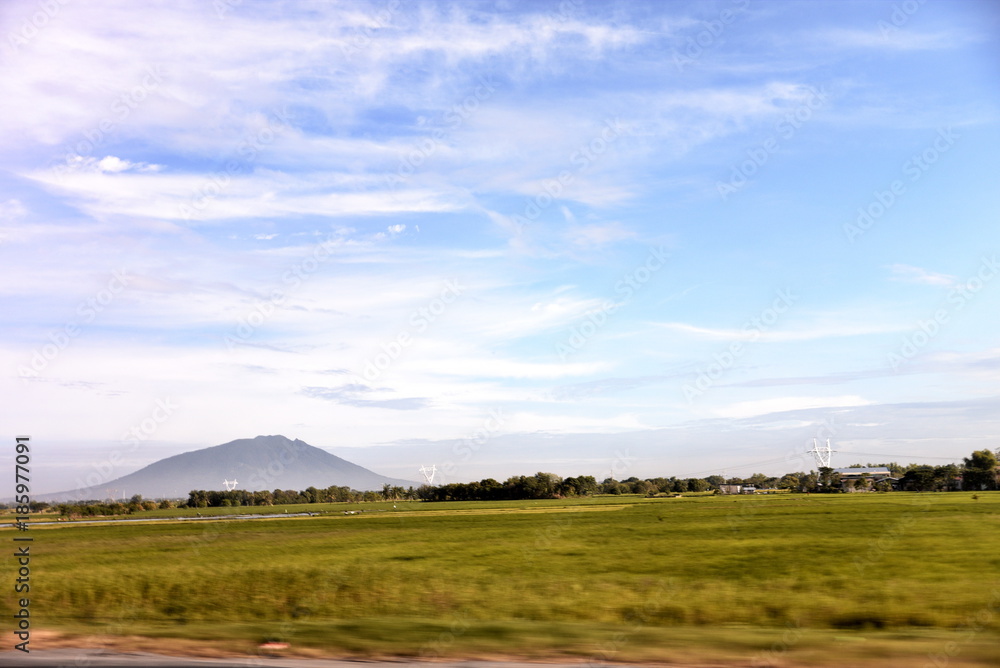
<box><xmin>6</xmin><ymin>491</ymin><xmax>1000</xmax><ymax>665</ymax></box>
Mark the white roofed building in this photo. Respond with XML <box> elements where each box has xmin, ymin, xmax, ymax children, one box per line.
<box><xmin>834</xmin><ymin>467</ymin><xmax>893</xmax><ymax>492</ymax></box>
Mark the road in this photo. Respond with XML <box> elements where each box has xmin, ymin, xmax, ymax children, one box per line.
<box><xmin>0</xmin><ymin>648</ymin><xmax>648</xmax><ymax>667</ymax></box>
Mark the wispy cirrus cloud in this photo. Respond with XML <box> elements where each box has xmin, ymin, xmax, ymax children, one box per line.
<box><xmin>653</xmin><ymin>320</ymin><xmax>907</xmax><ymax>342</ymax></box>
<box><xmin>300</xmin><ymin>384</ymin><xmax>429</xmax><ymax>411</ymax></box>
<box><xmin>817</xmin><ymin>28</ymin><xmax>966</xmax><ymax>52</ymax></box>
<box><xmin>888</xmin><ymin>263</ymin><xmax>957</xmax><ymax>288</ymax></box>
<box><xmin>715</xmin><ymin>394</ymin><xmax>874</xmax><ymax>419</ymax></box>
<box><xmin>2</xmin><ymin>0</ymin><xmax>996</xmax><ymax>483</ymax></box>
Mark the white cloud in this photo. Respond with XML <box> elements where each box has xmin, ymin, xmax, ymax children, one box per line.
<box><xmin>406</xmin><ymin>357</ymin><xmax>608</xmax><ymax>380</ymax></box>
<box><xmin>716</xmin><ymin>395</ymin><xmax>874</xmax><ymax>419</ymax></box>
<box><xmin>565</xmin><ymin>222</ymin><xmax>636</xmax><ymax>247</ymax></box>
<box><xmin>889</xmin><ymin>264</ymin><xmax>957</xmax><ymax>287</ymax></box>
<box><xmin>0</xmin><ymin>199</ymin><xmax>28</xmax><ymax>221</ymax></box>
<box><xmin>820</xmin><ymin>28</ymin><xmax>963</xmax><ymax>52</ymax></box>
<box><xmin>57</xmin><ymin>155</ymin><xmax>162</xmax><ymax>174</ymax></box>
<box><xmin>24</xmin><ymin>168</ymin><xmax>467</xmax><ymax>222</ymax></box>
<box><xmin>654</xmin><ymin>321</ymin><xmax>906</xmax><ymax>342</ymax></box>
<box><xmin>505</xmin><ymin>411</ymin><xmax>648</xmax><ymax>434</ymax></box>
<box><xmin>1</xmin><ymin>0</ymin><xmax>995</xmax><ymax>479</ymax></box>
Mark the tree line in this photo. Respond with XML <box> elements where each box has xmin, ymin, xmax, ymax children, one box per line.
<box><xmin>11</xmin><ymin>449</ymin><xmax>996</xmax><ymax>517</ymax></box>
<box><xmin>180</xmin><ymin>448</ymin><xmax>998</xmax><ymax>507</ymax></box>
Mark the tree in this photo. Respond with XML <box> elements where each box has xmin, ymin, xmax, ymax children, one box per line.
<box><xmin>560</xmin><ymin>475</ymin><xmax>598</xmax><ymax>497</ymax></box>
<box><xmin>963</xmin><ymin>450</ymin><xmax>998</xmax><ymax>491</ymax></box>
<box><xmin>705</xmin><ymin>475</ymin><xmax>725</xmax><ymax>489</ymax></box>
<box><xmin>602</xmin><ymin>480</ymin><xmax>623</xmax><ymax>495</ymax></box>
<box><xmin>799</xmin><ymin>471</ymin><xmax>818</xmax><ymax>492</ymax></box>
<box><xmin>632</xmin><ymin>480</ymin><xmax>655</xmax><ymax>496</ymax></box>
<box><xmin>936</xmin><ymin>464</ymin><xmax>961</xmax><ymax>491</ymax></box>
<box><xmin>816</xmin><ymin>467</ymin><xmax>841</xmax><ymax>492</ymax></box>
<box><xmin>901</xmin><ymin>466</ymin><xmax>937</xmax><ymax>492</ymax></box>
<box><xmin>187</xmin><ymin>490</ymin><xmax>209</xmax><ymax>508</ymax></box>
<box><xmin>687</xmin><ymin>478</ymin><xmax>711</xmax><ymax>493</ymax></box>
<box><xmin>777</xmin><ymin>473</ymin><xmax>800</xmax><ymax>490</ymax></box>
<box><xmin>855</xmin><ymin>473</ymin><xmax>871</xmax><ymax>492</ymax></box>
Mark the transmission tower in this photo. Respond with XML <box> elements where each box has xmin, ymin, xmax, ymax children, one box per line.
<box><xmin>418</xmin><ymin>465</ymin><xmax>437</xmax><ymax>485</ymax></box>
<box><xmin>223</xmin><ymin>478</ymin><xmax>239</xmax><ymax>491</ymax></box>
<box><xmin>808</xmin><ymin>438</ymin><xmax>836</xmax><ymax>468</ymax></box>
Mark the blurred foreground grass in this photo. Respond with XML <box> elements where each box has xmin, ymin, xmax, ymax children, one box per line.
<box><xmin>5</xmin><ymin>492</ymin><xmax>1000</xmax><ymax>664</ymax></box>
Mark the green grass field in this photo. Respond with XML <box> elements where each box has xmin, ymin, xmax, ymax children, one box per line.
<box><xmin>6</xmin><ymin>492</ymin><xmax>1000</xmax><ymax>665</ymax></box>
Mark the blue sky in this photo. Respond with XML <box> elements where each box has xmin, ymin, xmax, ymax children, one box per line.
<box><xmin>2</xmin><ymin>0</ymin><xmax>998</xmax><ymax>493</ymax></box>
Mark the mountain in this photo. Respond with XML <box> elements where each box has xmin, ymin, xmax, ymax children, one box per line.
<box><xmin>43</xmin><ymin>435</ymin><xmax>418</xmax><ymax>502</ymax></box>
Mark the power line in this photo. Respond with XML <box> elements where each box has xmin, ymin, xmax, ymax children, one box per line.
<box><xmin>673</xmin><ymin>450</ymin><xmax>966</xmax><ymax>480</ymax></box>
<box><xmin>673</xmin><ymin>455</ymin><xmax>799</xmax><ymax>479</ymax></box>
<box><xmin>841</xmin><ymin>452</ymin><xmax>963</xmax><ymax>462</ymax></box>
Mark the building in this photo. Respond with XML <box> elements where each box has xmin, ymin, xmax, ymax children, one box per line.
<box><xmin>833</xmin><ymin>467</ymin><xmax>893</xmax><ymax>492</ymax></box>
<box><xmin>718</xmin><ymin>484</ymin><xmax>758</xmax><ymax>495</ymax></box>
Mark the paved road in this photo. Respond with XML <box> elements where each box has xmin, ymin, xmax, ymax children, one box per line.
<box><xmin>0</xmin><ymin>649</ymin><xmax>634</xmax><ymax>667</ymax></box>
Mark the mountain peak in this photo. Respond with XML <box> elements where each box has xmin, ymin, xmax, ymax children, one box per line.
<box><xmin>41</xmin><ymin>436</ymin><xmax>416</xmax><ymax>502</ymax></box>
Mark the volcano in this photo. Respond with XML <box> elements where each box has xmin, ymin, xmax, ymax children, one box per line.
<box><xmin>45</xmin><ymin>435</ymin><xmax>417</xmax><ymax>501</ymax></box>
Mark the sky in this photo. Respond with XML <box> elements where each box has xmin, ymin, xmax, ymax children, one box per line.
<box><xmin>1</xmin><ymin>0</ymin><xmax>999</xmax><ymax>494</ymax></box>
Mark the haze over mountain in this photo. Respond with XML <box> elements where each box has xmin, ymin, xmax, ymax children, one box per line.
<box><xmin>43</xmin><ymin>435</ymin><xmax>417</xmax><ymax>502</ymax></box>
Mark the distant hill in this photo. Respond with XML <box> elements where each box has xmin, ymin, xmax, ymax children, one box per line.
<box><xmin>42</xmin><ymin>435</ymin><xmax>417</xmax><ymax>502</ymax></box>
